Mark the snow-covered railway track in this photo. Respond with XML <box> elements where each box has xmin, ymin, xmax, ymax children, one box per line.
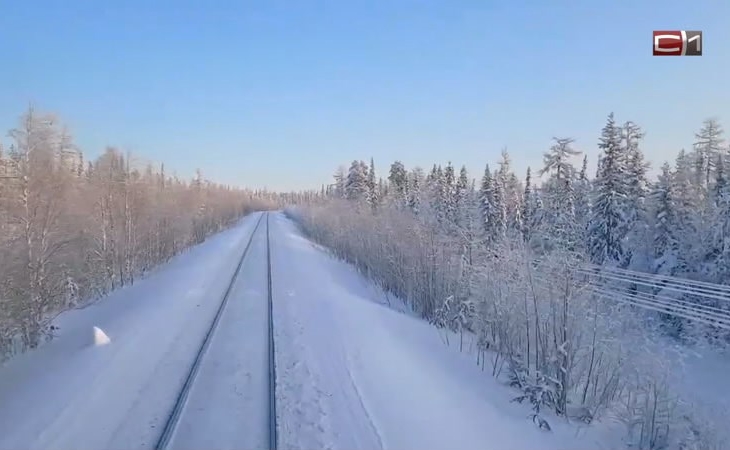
<box><xmin>155</xmin><ymin>212</ymin><xmax>278</xmax><ymax>450</ymax></box>
<box><xmin>265</xmin><ymin>213</ymin><xmax>278</xmax><ymax>450</ymax></box>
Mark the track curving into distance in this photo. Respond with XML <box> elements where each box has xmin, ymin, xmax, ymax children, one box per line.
<box><xmin>154</xmin><ymin>212</ymin><xmax>278</xmax><ymax>450</ymax></box>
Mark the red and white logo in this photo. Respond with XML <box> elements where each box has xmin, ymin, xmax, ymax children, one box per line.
<box><xmin>653</xmin><ymin>30</ymin><xmax>702</xmax><ymax>56</ymax></box>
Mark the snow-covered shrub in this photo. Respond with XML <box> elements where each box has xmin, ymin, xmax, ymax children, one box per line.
<box><xmin>0</xmin><ymin>107</ymin><xmax>273</xmax><ymax>360</ymax></box>
<box><xmin>289</xmin><ymin>200</ymin><xmax>727</xmax><ymax>449</ymax></box>
<box><xmin>289</xmin><ymin>125</ymin><xmax>730</xmax><ymax>447</ymax></box>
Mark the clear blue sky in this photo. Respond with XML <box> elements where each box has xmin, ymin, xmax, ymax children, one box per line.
<box><xmin>1</xmin><ymin>0</ymin><xmax>728</xmax><ymax>191</ymax></box>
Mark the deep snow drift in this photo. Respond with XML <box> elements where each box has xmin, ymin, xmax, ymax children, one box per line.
<box><xmin>0</xmin><ymin>212</ymin><xmax>263</xmax><ymax>450</ymax></box>
<box><xmin>270</xmin><ymin>213</ymin><xmax>616</xmax><ymax>450</ymax></box>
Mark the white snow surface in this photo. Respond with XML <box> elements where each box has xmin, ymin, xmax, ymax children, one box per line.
<box><xmin>167</xmin><ymin>216</ymin><xmax>270</xmax><ymax>450</ymax></box>
<box><xmin>270</xmin><ymin>213</ymin><xmax>613</xmax><ymax>450</ymax></box>
<box><xmin>0</xmin><ymin>212</ymin><xmax>264</xmax><ymax>450</ymax></box>
<box><xmin>0</xmin><ymin>210</ymin><xmax>622</xmax><ymax>450</ymax></box>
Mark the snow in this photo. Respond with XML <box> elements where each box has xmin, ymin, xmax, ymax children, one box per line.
<box><xmin>270</xmin><ymin>212</ymin><xmax>616</xmax><ymax>450</ymax></box>
<box><xmin>0</xmin><ymin>212</ymin><xmax>264</xmax><ymax>450</ymax></box>
<box><xmin>167</xmin><ymin>217</ymin><xmax>270</xmax><ymax>450</ymax></box>
<box><xmin>0</xmin><ymin>209</ymin><xmax>632</xmax><ymax>450</ymax></box>
<box><xmin>651</xmin><ymin>337</ymin><xmax>730</xmax><ymax>447</ymax></box>
<box><xmin>93</xmin><ymin>326</ymin><xmax>111</xmax><ymax>346</ymax></box>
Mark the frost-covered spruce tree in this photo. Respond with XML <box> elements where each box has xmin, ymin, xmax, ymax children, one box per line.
<box><xmin>455</xmin><ymin>166</ymin><xmax>470</xmax><ymax>228</ymax></box>
<box><xmin>496</xmin><ymin>150</ymin><xmax>523</xmax><ymax>237</ymax></box>
<box><xmin>491</xmin><ymin>167</ymin><xmax>507</xmax><ymax>242</ymax></box>
<box><xmin>521</xmin><ymin>167</ymin><xmax>535</xmax><ymax>242</ymax></box>
<box><xmin>574</xmin><ymin>155</ymin><xmax>591</xmax><ymax>239</ymax></box>
<box><xmin>366</xmin><ymin>157</ymin><xmax>378</xmax><ymax>211</ymax></box>
<box><xmin>587</xmin><ymin>113</ymin><xmax>630</xmax><ymax>265</ymax></box>
<box><xmin>407</xmin><ymin>167</ymin><xmax>423</xmax><ymax>215</ymax></box>
<box><xmin>623</xmin><ymin>121</ymin><xmax>648</xmax><ymax>222</ymax></box>
<box><xmin>450</xmin><ymin>166</ymin><xmax>479</xmax><ymax>267</ymax></box>
<box><xmin>538</xmin><ymin>137</ymin><xmax>581</xmax><ymax>252</ymax></box>
<box><xmin>575</xmin><ymin>155</ymin><xmax>591</xmax><ymax>217</ymax></box>
<box><xmin>422</xmin><ymin>165</ymin><xmax>443</xmax><ymax>226</ymax></box>
<box><xmin>459</xmin><ymin>178</ymin><xmax>481</xmax><ymax>265</ymax></box>
<box><xmin>509</xmin><ymin>171</ymin><xmax>524</xmax><ymax>235</ymax></box>
<box><xmin>623</xmin><ymin>121</ymin><xmax>651</xmax><ymax>268</ymax></box>
<box><xmin>712</xmin><ymin>154</ymin><xmax>727</xmax><ymax>206</ymax></box>
<box><xmin>479</xmin><ymin>164</ymin><xmax>495</xmax><ymax>240</ymax></box>
<box><xmin>345</xmin><ymin>160</ymin><xmax>369</xmax><ymax>201</ymax></box>
<box><xmin>388</xmin><ymin>160</ymin><xmax>408</xmax><ymax>208</ymax></box>
<box><xmin>434</xmin><ymin>165</ymin><xmax>446</xmax><ymax>225</ymax></box>
<box><xmin>711</xmin><ymin>156</ymin><xmax>730</xmax><ymax>284</ymax></box>
<box><xmin>671</xmin><ymin>150</ymin><xmax>700</xmax><ymax>275</ymax></box>
<box><xmin>443</xmin><ymin>162</ymin><xmax>457</xmax><ymax>228</ymax></box>
<box><xmin>651</xmin><ymin>162</ymin><xmax>681</xmax><ymax>276</ymax></box>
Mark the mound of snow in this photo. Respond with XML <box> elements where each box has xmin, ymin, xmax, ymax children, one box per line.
<box><xmin>92</xmin><ymin>327</ymin><xmax>110</xmax><ymax>346</ymax></box>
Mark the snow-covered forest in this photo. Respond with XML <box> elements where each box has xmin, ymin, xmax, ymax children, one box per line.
<box><xmin>288</xmin><ymin>114</ymin><xmax>730</xmax><ymax>450</ymax></box>
<box><xmin>0</xmin><ymin>107</ymin><xmax>272</xmax><ymax>359</ymax></box>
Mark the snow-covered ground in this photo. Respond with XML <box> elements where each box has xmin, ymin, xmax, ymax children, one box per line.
<box><xmin>167</xmin><ymin>216</ymin><xmax>270</xmax><ymax>450</ymax></box>
<box><xmin>0</xmin><ymin>212</ymin><xmax>264</xmax><ymax>450</ymax></box>
<box><xmin>270</xmin><ymin>212</ymin><xmax>617</xmax><ymax>450</ymax></box>
<box><xmin>0</xmin><ymin>210</ymin><xmax>634</xmax><ymax>450</ymax></box>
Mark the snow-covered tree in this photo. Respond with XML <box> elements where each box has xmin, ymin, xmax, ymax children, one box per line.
<box><xmin>521</xmin><ymin>167</ymin><xmax>535</xmax><ymax>242</ymax></box>
<box><xmin>539</xmin><ymin>137</ymin><xmax>581</xmax><ymax>251</ymax></box>
<box><xmin>693</xmin><ymin>118</ymin><xmax>725</xmax><ymax>190</ymax></box>
<box><xmin>290</xmin><ymin>115</ymin><xmax>730</xmax><ymax>450</ymax></box>
<box><xmin>574</xmin><ymin>155</ymin><xmax>591</xmax><ymax>237</ymax></box>
<box><xmin>332</xmin><ymin>165</ymin><xmax>346</xmax><ymax>198</ymax></box>
<box><xmin>442</xmin><ymin>162</ymin><xmax>457</xmax><ymax>227</ymax></box>
<box><xmin>623</xmin><ymin>121</ymin><xmax>649</xmax><ymax>224</ymax></box>
<box><xmin>479</xmin><ymin>164</ymin><xmax>495</xmax><ymax>240</ymax></box>
<box><xmin>587</xmin><ymin>114</ymin><xmax>630</xmax><ymax>265</ymax></box>
<box><xmin>345</xmin><ymin>160</ymin><xmax>369</xmax><ymax>201</ymax></box>
<box><xmin>455</xmin><ymin>166</ymin><xmax>470</xmax><ymax>228</ymax></box>
<box><xmin>651</xmin><ymin>163</ymin><xmax>680</xmax><ymax>275</ymax></box>
<box><xmin>0</xmin><ymin>106</ymin><xmax>269</xmax><ymax>357</ymax></box>
<box><xmin>407</xmin><ymin>167</ymin><xmax>423</xmax><ymax>214</ymax></box>
<box><xmin>388</xmin><ymin>160</ymin><xmax>408</xmax><ymax>207</ymax></box>
<box><xmin>623</xmin><ymin>121</ymin><xmax>650</xmax><ymax>268</ymax></box>
<box><xmin>495</xmin><ymin>150</ymin><xmax>523</xmax><ymax>236</ymax></box>
<box><xmin>710</xmin><ymin>155</ymin><xmax>730</xmax><ymax>283</ymax></box>
<box><xmin>366</xmin><ymin>157</ymin><xmax>378</xmax><ymax>210</ymax></box>
<box><xmin>492</xmin><ymin>167</ymin><xmax>507</xmax><ymax>241</ymax></box>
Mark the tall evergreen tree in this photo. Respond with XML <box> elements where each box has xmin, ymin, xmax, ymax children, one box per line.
<box><xmin>367</xmin><ymin>157</ymin><xmax>378</xmax><ymax>210</ymax></box>
<box><xmin>345</xmin><ymin>160</ymin><xmax>368</xmax><ymax>201</ymax></box>
<box><xmin>455</xmin><ymin>166</ymin><xmax>470</xmax><ymax>228</ymax></box>
<box><xmin>496</xmin><ymin>150</ymin><xmax>523</xmax><ymax>235</ymax></box>
<box><xmin>478</xmin><ymin>164</ymin><xmax>495</xmax><ymax>238</ymax></box>
<box><xmin>491</xmin><ymin>168</ymin><xmax>507</xmax><ymax>241</ymax></box>
<box><xmin>713</xmin><ymin>159</ymin><xmax>730</xmax><ymax>283</ymax></box>
<box><xmin>443</xmin><ymin>162</ymin><xmax>457</xmax><ymax>226</ymax></box>
<box><xmin>623</xmin><ymin>121</ymin><xmax>649</xmax><ymax>224</ymax></box>
<box><xmin>623</xmin><ymin>121</ymin><xmax>650</xmax><ymax>267</ymax></box>
<box><xmin>651</xmin><ymin>163</ymin><xmax>680</xmax><ymax>274</ymax></box>
<box><xmin>587</xmin><ymin>113</ymin><xmax>630</xmax><ymax>265</ymax></box>
<box><xmin>671</xmin><ymin>149</ymin><xmax>699</xmax><ymax>265</ymax></box>
<box><xmin>539</xmin><ymin>137</ymin><xmax>581</xmax><ymax>251</ymax></box>
<box><xmin>408</xmin><ymin>168</ymin><xmax>423</xmax><ymax>214</ymax></box>
<box><xmin>388</xmin><ymin>161</ymin><xmax>408</xmax><ymax>207</ymax></box>
<box><xmin>713</xmin><ymin>155</ymin><xmax>727</xmax><ymax>206</ymax></box>
<box><xmin>522</xmin><ymin>167</ymin><xmax>534</xmax><ymax>241</ymax></box>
